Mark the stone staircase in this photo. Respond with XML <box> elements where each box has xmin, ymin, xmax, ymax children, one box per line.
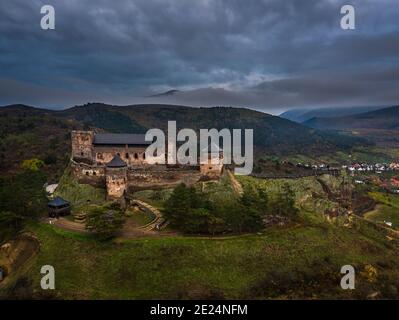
<box><xmin>73</xmin><ymin>212</ymin><xmax>87</xmax><ymax>223</ymax></box>
<box><xmin>132</xmin><ymin>199</ymin><xmax>165</xmax><ymax>231</ymax></box>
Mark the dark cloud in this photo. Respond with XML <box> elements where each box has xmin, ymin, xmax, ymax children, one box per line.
<box><xmin>0</xmin><ymin>0</ymin><xmax>398</xmax><ymax>113</ymax></box>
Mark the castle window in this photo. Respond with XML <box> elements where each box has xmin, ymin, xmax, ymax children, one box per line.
<box><xmin>93</xmin><ymin>172</ymin><xmax>96</xmax><ymax>176</ymax></box>
<box><xmin>81</xmin><ymin>152</ymin><xmax>84</xmax><ymax>157</ymax></box>
<box><xmin>143</xmin><ymin>153</ymin><xmax>146</xmax><ymax>160</ymax></box>
<box><xmin>209</xmin><ymin>167</ymin><xmax>213</xmax><ymax>170</ymax></box>
<box><xmin>125</xmin><ymin>153</ymin><xmax>129</xmax><ymax>159</ymax></box>
<box><xmin>134</xmin><ymin>153</ymin><xmax>138</xmax><ymax>159</ymax></box>
<box><xmin>86</xmin><ymin>171</ymin><xmax>89</xmax><ymax>176</ymax></box>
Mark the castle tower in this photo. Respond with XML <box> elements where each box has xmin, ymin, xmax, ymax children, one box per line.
<box><xmin>71</xmin><ymin>131</ymin><xmax>94</xmax><ymax>163</ymax></box>
<box><xmin>105</xmin><ymin>154</ymin><xmax>127</xmax><ymax>200</ymax></box>
<box><xmin>200</xmin><ymin>142</ymin><xmax>224</xmax><ymax>179</ymax></box>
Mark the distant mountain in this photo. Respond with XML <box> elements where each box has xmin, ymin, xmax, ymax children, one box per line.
<box><xmin>150</xmin><ymin>89</ymin><xmax>180</xmax><ymax>97</ymax></box>
<box><xmin>279</xmin><ymin>108</ymin><xmax>311</xmax><ymax>123</ymax></box>
<box><xmin>0</xmin><ymin>104</ymin><xmax>50</xmax><ymax>114</ymax></box>
<box><xmin>57</xmin><ymin>103</ymin><xmax>147</xmax><ymax>133</ymax></box>
<box><xmin>280</xmin><ymin>106</ymin><xmax>386</xmax><ymax>123</ymax></box>
<box><xmin>304</xmin><ymin>105</ymin><xmax>399</xmax><ymax>130</ymax></box>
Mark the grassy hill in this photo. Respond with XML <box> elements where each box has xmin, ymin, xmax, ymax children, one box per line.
<box><xmin>57</xmin><ymin>103</ymin><xmax>147</xmax><ymax>133</ymax></box>
<box><xmin>365</xmin><ymin>192</ymin><xmax>399</xmax><ymax>230</ymax></box>
<box><xmin>1</xmin><ymin>213</ymin><xmax>399</xmax><ymax>299</ymax></box>
<box><xmin>237</xmin><ymin>174</ymin><xmax>345</xmax><ymax>215</ymax></box>
<box><xmin>0</xmin><ymin>105</ymin><xmax>81</xmax><ymax>180</ymax></box>
<box><xmin>1</xmin><ymin>161</ymin><xmax>399</xmax><ymax>299</ymax></box>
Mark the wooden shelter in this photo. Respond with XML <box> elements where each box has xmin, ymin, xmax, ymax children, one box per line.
<box><xmin>48</xmin><ymin>197</ymin><xmax>71</xmax><ymax>218</ymax></box>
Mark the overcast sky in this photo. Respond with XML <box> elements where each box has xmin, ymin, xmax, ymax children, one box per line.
<box><xmin>1</xmin><ymin>0</ymin><xmax>399</xmax><ymax>114</ymax></box>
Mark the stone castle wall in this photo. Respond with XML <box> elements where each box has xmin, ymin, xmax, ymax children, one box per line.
<box><xmin>199</xmin><ymin>153</ymin><xmax>224</xmax><ymax>178</ymax></box>
<box><xmin>70</xmin><ymin>160</ymin><xmax>105</xmax><ymax>187</ymax></box>
<box><xmin>71</xmin><ymin>131</ymin><xmax>94</xmax><ymax>164</ymax></box>
<box><xmin>94</xmin><ymin>145</ymin><xmax>148</xmax><ymax>166</ymax></box>
<box><xmin>71</xmin><ymin>160</ymin><xmax>201</xmax><ymax>194</ymax></box>
<box><xmin>106</xmin><ymin>167</ymin><xmax>127</xmax><ymax>199</ymax></box>
<box><xmin>127</xmin><ymin>165</ymin><xmax>201</xmax><ymax>191</ymax></box>
<box><xmin>70</xmin><ymin>130</ymin><xmax>222</xmax><ymax>198</ymax></box>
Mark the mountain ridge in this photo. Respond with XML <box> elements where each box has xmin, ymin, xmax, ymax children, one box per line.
<box><xmin>304</xmin><ymin>105</ymin><xmax>399</xmax><ymax>130</ymax></box>
<box><xmin>280</xmin><ymin>106</ymin><xmax>387</xmax><ymax>123</ymax></box>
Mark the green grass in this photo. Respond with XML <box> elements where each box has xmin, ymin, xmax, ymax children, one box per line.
<box><xmin>366</xmin><ymin>192</ymin><xmax>399</xmax><ymax>229</ymax></box>
<box><xmin>126</xmin><ymin>210</ymin><xmax>155</xmax><ymax>226</ymax></box>
<box><xmin>132</xmin><ymin>189</ymin><xmax>173</xmax><ymax>210</ymax></box>
<box><xmin>201</xmin><ymin>171</ymin><xmax>238</xmax><ymax>205</ymax></box>
<box><xmin>55</xmin><ymin>167</ymin><xmax>106</xmax><ymax>212</ymax></box>
<box><xmin>132</xmin><ymin>172</ymin><xmax>237</xmax><ymax>210</ymax></box>
<box><xmin>237</xmin><ymin>174</ymin><xmax>343</xmax><ymax>215</ymax></box>
<box><xmin>1</xmin><ymin>218</ymin><xmax>399</xmax><ymax>299</ymax></box>
<box><xmin>2</xmin><ymin>174</ymin><xmax>399</xmax><ymax>299</ymax></box>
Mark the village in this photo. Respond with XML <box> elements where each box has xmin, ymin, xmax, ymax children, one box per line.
<box><xmin>296</xmin><ymin>161</ymin><xmax>399</xmax><ymax>173</ymax></box>
<box><xmin>296</xmin><ymin>161</ymin><xmax>399</xmax><ymax>193</ymax></box>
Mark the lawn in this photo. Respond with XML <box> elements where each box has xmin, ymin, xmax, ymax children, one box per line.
<box><xmin>132</xmin><ymin>171</ymin><xmax>237</xmax><ymax>210</ymax></box>
<box><xmin>366</xmin><ymin>192</ymin><xmax>399</xmax><ymax>229</ymax></box>
<box><xmin>237</xmin><ymin>174</ymin><xmax>344</xmax><ymax>215</ymax></box>
<box><xmin>1</xmin><ymin>217</ymin><xmax>399</xmax><ymax>299</ymax></box>
<box><xmin>132</xmin><ymin>188</ymin><xmax>173</xmax><ymax>210</ymax></box>
<box><xmin>126</xmin><ymin>209</ymin><xmax>155</xmax><ymax>226</ymax></box>
<box><xmin>55</xmin><ymin>166</ymin><xmax>106</xmax><ymax>212</ymax></box>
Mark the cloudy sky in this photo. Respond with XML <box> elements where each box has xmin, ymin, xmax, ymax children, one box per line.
<box><xmin>1</xmin><ymin>0</ymin><xmax>399</xmax><ymax>114</ymax></box>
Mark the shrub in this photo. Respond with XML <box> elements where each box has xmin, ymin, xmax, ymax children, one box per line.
<box><xmin>21</xmin><ymin>158</ymin><xmax>44</xmax><ymax>171</ymax></box>
<box><xmin>163</xmin><ymin>183</ymin><xmax>285</xmax><ymax>234</ymax></box>
<box><xmin>44</xmin><ymin>154</ymin><xmax>57</xmax><ymax>165</ymax></box>
<box><xmin>0</xmin><ymin>211</ymin><xmax>23</xmax><ymax>243</ymax></box>
<box><xmin>85</xmin><ymin>205</ymin><xmax>125</xmax><ymax>240</ymax></box>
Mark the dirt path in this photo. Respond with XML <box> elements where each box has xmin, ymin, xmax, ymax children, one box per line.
<box><xmin>121</xmin><ymin>220</ymin><xmax>162</xmax><ymax>238</ymax></box>
<box><xmin>0</xmin><ymin>234</ymin><xmax>40</xmax><ymax>288</ymax></box>
<box><xmin>351</xmin><ymin>213</ymin><xmax>399</xmax><ymax>238</ymax></box>
<box><xmin>50</xmin><ymin>217</ymin><xmax>88</xmax><ymax>233</ymax></box>
<box><xmin>227</xmin><ymin>170</ymin><xmax>243</xmax><ymax>196</ymax></box>
<box><xmin>363</xmin><ymin>204</ymin><xmax>384</xmax><ymax>220</ymax></box>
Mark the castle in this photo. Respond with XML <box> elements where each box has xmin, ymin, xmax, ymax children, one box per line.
<box><xmin>70</xmin><ymin>131</ymin><xmax>223</xmax><ymax>200</ymax></box>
